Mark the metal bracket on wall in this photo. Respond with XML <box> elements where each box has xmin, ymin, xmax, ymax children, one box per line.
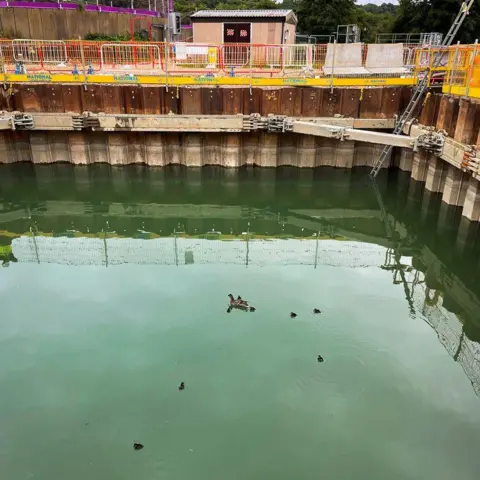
<box><xmin>414</xmin><ymin>131</ymin><xmax>445</xmax><ymax>155</ymax></box>
<box><xmin>12</xmin><ymin>114</ymin><xmax>34</xmax><ymax>130</ymax></box>
<box><xmin>72</xmin><ymin>114</ymin><xmax>100</xmax><ymax>130</ymax></box>
<box><xmin>266</xmin><ymin>115</ymin><xmax>294</xmax><ymax>133</ymax></box>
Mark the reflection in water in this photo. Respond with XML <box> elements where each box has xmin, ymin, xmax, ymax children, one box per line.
<box><xmin>1</xmin><ymin>163</ymin><xmax>480</xmax><ymax>402</ymax></box>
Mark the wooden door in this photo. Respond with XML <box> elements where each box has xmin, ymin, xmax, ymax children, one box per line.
<box><xmin>223</xmin><ymin>23</ymin><xmax>251</xmax><ymax>67</ymax></box>
<box><xmin>223</xmin><ymin>23</ymin><xmax>251</xmax><ymax>43</ymax></box>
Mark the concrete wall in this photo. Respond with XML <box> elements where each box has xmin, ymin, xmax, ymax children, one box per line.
<box><xmin>0</xmin><ymin>8</ymin><xmax>158</xmax><ymax>39</ymax></box>
<box><xmin>0</xmin><ymin>130</ymin><xmax>382</xmax><ymax>170</ymax></box>
<box><xmin>401</xmin><ymin>94</ymin><xmax>480</xmax><ymax>222</ymax></box>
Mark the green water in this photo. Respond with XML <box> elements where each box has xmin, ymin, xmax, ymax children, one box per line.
<box><xmin>1</xmin><ymin>165</ymin><xmax>480</xmax><ymax>480</ymax></box>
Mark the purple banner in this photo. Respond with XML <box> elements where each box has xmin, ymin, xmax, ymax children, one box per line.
<box><xmin>0</xmin><ymin>1</ymin><xmax>76</xmax><ymax>8</ymax></box>
<box><xmin>0</xmin><ymin>2</ymin><xmax>160</xmax><ymax>17</ymax></box>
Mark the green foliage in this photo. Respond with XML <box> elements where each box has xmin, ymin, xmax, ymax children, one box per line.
<box><xmin>278</xmin><ymin>0</ymin><xmax>299</xmax><ymax>9</ymax></box>
<box><xmin>296</xmin><ymin>0</ymin><xmax>356</xmax><ymax>36</ymax></box>
<box><xmin>136</xmin><ymin>0</ymin><xmax>478</xmax><ymax>45</ymax></box>
<box><xmin>393</xmin><ymin>0</ymin><xmax>479</xmax><ymax>44</ymax></box>
<box><xmin>361</xmin><ymin>3</ymin><xmax>398</xmax><ymax>15</ymax></box>
<box><xmin>351</xmin><ymin>4</ymin><xmax>397</xmax><ymax>43</ymax></box>
<box><xmin>84</xmin><ymin>29</ymin><xmax>150</xmax><ymax>42</ymax></box>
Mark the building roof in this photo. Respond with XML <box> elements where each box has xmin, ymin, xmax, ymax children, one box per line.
<box><xmin>191</xmin><ymin>9</ymin><xmax>297</xmax><ymax>24</ymax></box>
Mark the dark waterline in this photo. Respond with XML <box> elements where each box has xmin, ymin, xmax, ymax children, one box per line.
<box><xmin>1</xmin><ymin>163</ymin><xmax>480</xmax><ymax>479</ymax></box>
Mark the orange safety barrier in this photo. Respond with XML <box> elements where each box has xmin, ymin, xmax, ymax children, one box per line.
<box><xmin>0</xmin><ymin>37</ymin><xmax>478</xmax><ymax>94</ymax></box>
<box><xmin>0</xmin><ymin>38</ymin><xmax>428</xmax><ymax>77</ymax></box>
<box><xmin>162</xmin><ymin>43</ymin><xmax>221</xmax><ymax>74</ymax></box>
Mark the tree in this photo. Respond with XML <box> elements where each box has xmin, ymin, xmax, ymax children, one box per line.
<box><xmin>351</xmin><ymin>6</ymin><xmax>396</xmax><ymax>43</ymax></box>
<box><xmin>278</xmin><ymin>0</ymin><xmax>300</xmax><ymax>10</ymax></box>
<box><xmin>362</xmin><ymin>3</ymin><xmax>398</xmax><ymax>15</ymax></box>
<box><xmin>296</xmin><ymin>0</ymin><xmax>355</xmax><ymax>36</ymax></box>
<box><xmin>393</xmin><ymin>0</ymin><xmax>479</xmax><ymax>44</ymax></box>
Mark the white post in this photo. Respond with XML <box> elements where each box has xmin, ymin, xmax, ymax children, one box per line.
<box><xmin>465</xmin><ymin>39</ymin><xmax>478</xmax><ymax>98</ymax></box>
<box><xmin>448</xmin><ymin>41</ymin><xmax>460</xmax><ymax>95</ymax></box>
<box><xmin>330</xmin><ymin>39</ymin><xmax>337</xmax><ymax>93</ymax></box>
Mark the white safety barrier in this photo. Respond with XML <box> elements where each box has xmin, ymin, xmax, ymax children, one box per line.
<box><xmin>13</xmin><ymin>39</ymin><xmax>67</xmax><ymax>64</ymax></box>
<box><xmin>100</xmin><ymin>43</ymin><xmax>161</xmax><ymax>70</ymax></box>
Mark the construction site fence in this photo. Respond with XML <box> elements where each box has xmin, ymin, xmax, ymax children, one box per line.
<box><xmin>0</xmin><ymin>39</ymin><xmax>479</xmax><ymax>84</ymax></box>
<box><xmin>440</xmin><ymin>43</ymin><xmax>480</xmax><ymax>93</ymax></box>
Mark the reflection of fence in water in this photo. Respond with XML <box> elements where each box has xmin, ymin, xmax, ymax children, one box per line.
<box><xmin>413</xmin><ymin>274</ymin><xmax>480</xmax><ymax>398</ymax></box>
<box><xmin>12</xmin><ymin>233</ymin><xmax>480</xmax><ymax>396</ymax></box>
<box><xmin>12</xmin><ymin>235</ymin><xmax>387</xmax><ymax>268</ymax></box>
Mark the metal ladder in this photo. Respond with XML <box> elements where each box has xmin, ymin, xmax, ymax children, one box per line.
<box><xmin>370</xmin><ymin>0</ymin><xmax>475</xmax><ymax>178</ymax></box>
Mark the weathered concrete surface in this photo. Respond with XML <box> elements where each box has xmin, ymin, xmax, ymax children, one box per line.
<box><xmin>398</xmin><ymin>148</ymin><xmax>413</xmax><ymax>172</ymax></box>
<box><xmin>0</xmin><ymin>130</ymin><xmax>399</xmax><ymax>170</ymax></box>
<box><xmin>442</xmin><ymin>166</ymin><xmax>468</xmax><ymax>206</ymax></box>
<box><xmin>425</xmin><ymin>154</ymin><xmax>447</xmax><ymax>193</ymax></box>
<box><xmin>462</xmin><ymin>177</ymin><xmax>480</xmax><ymax>222</ymax></box>
<box><xmin>1</xmin><ymin>112</ymin><xmax>397</xmax><ymax>133</ymax></box>
<box><xmin>292</xmin><ymin>121</ymin><xmax>414</xmax><ymax>148</ymax></box>
<box><xmin>97</xmin><ymin>114</ymin><xmax>246</xmax><ymax>132</ymax></box>
<box><xmin>411</xmin><ymin>151</ymin><xmax>428</xmax><ymax>182</ymax></box>
<box><xmin>365</xmin><ymin>43</ymin><xmax>408</xmax><ymax>74</ymax></box>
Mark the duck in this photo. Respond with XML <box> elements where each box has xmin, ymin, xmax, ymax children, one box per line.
<box><xmin>228</xmin><ymin>294</ymin><xmax>255</xmax><ymax>312</ymax></box>
<box><xmin>179</xmin><ymin>382</ymin><xmax>185</xmax><ymax>391</ymax></box>
<box><xmin>317</xmin><ymin>355</ymin><xmax>324</xmax><ymax>363</ymax></box>
<box><xmin>313</xmin><ymin>308</ymin><xmax>321</xmax><ymax>314</ymax></box>
<box><xmin>237</xmin><ymin>295</ymin><xmax>250</xmax><ymax>306</ymax></box>
<box><xmin>228</xmin><ymin>294</ymin><xmax>240</xmax><ymax>306</ymax></box>
<box><xmin>133</xmin><ymin>443</ymin><xmax>144</xmax><ymax>451</ymax></box>
<box><xmin>290</xmin><ymin>312</ymin><xmax>297</xmax><ymax>318</ymax></box>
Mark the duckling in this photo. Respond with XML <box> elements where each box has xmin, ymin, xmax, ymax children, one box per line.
<box><xmin>179</xmin><ymin>382</ymin><xmax>185</xmax><ymax>391</ymax></box>
<box><xmin>133</xmin><ymin>443</ymin><xmax>144</xmax><ymax>451</ymax></box>
<box><xmin>227</xmin><ymin>306</ymin><xmax>233</xmax><ymax>313</ymax></box>
<box><xmin>249</xmin><ymin>307</ymin><xmax>256</xmax><ymax>312</ymax></box>
<box><xmin>317</xmin><ymin>355</ymin><xmax>324</xmax><ymax>363</ymax></box>
<box><xmin>313</xmin><ymin>308</ymin><xmax>321</xmax><ymax>314</ymax></box>
<box><xmin>290</xmin><ymin>312</ymin><xmax>297</xmax><ymax>318</ymax></box>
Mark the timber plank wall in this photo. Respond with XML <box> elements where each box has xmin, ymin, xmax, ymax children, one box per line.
<box><xmin>2</xmin><ymin>85</ymin><xmax>412</xmax><ymax>118</ymax></box>
<box><xmin>419</xmin><ymin>92</ymin><xmax>480</xmax><ymax>147</ymax></box>
<box><xmin>0</xmin><ymin>8</ymin><xmax>156</xmax><ymax>39</ymax></box>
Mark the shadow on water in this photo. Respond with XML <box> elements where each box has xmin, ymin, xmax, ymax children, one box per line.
<box><xmin>1</xmin><ymin>163</ymin><xmax>480</xmax><ymax>396</ymax></box>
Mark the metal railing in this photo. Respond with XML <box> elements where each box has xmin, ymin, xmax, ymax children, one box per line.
<box><xmin>415</xmin><ymin>43</ymin><xmax>479</xmax><ymax>93</ymax></box>
<box><xmin>1</xmin><ymin>37</ymin><xmax>478</xmax><ymax>94</ymax></box>
<box><xmin>100</xmin><ymin>43</ymin><xmax>161</xmax><ymax>71</ymax></box>
<box><xmin>375</xmin><ymin>33</ymin><xmax>443</xmax><ymax>45</ymax></box>
<box><xmin>441</xmin><ymin>42</ymin><xmax>480</xmax><ymax>96</ymax></box>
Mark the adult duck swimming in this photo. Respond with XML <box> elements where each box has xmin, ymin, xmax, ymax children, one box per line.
<box><xmin>227</xmin><ymin>294</ymin><xmax>256</xmax><ymax>313</ymax></box>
